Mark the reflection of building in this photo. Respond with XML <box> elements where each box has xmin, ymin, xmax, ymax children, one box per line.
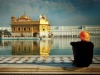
<box><xmin>12</xmin><ymin>40</ymin><xmax>40</xmax><ymax>55</ymax></box>
<box><xmin>11</xmin><ymin>13</ymin><xmax>51</xmax><ymax>38</ymax></box>
<box><xmin>51</xmin><ymin>37</ymin><xmax>100</xmax><ymax>50</ymax></box>
<box><xmin>0</xmin><ymin>37</ymin><xmax>100</xmax><ymax>55</ymax></box>
<box><xmin>0</xmin><ymin>40</ymin><xmax>11</xmax><ymax>48</ymax></box>
<box><xmin>40</xmin><ymin>40</ymin><xmax>53</xmax><ymax>56</ymax></box>
<box><xmin>0</xmin><ymin>40</ymin><xmax>53</xmax><ymax>55</ymax></box>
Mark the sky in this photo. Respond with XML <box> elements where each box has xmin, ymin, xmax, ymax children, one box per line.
<box><xmin>0</xmin><ymin>0</ymin><xmax>100</xmax><ymax>27</ymax></box>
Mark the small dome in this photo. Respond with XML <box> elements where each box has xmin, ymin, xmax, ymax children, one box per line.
<box><xmin>11</xmin><ymin>16</ymin><xmax>16</xmax><ymax>18</ymax></box>
<box><xmin>39</xmin><ymin>15</ymin><xmax>47</xmax><ymax>21</ymax></box>
<box><xmin>18</xmin><ymin>14</ymin><xmax>31</xmax><ymax>21</ymax></box>
<box><xmin>20</xmin><ymin>15</ymin><xmax>29</xmax><ymax>19</ymax></box>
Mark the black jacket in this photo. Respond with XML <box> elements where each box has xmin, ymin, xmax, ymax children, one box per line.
<box><xmin>70</xmin><ymin>41</ymin><xmax>94</xmax><ymax>67</ymax></box>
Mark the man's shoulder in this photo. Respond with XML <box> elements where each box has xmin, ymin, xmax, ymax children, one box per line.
<box><xmin>70</xmin><ymin>41</ymin><xmax>80</xmax><ymax>46</ymax></box>
<box><xmin>87</xmin><ymin>41</ymin><xmax>94</xmax><ymax>46</ymax></box>
<box><xmin>70</xmin><ymin>41</ymin><xmax>94</xmax><ymax>47</ymax></box>
<box><xmin>78</xmin><ymin>41</ymin><xmax>94</xmax><ymax>45</ymax></box>
<box><xmin>70</xmin><ymin>41</ymin><xmax>81</xmax><ymax>44</ymax></box>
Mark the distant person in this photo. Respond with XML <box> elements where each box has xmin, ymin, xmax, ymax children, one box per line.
<box><xmin>70</xmin><ymin>31</ymin><xmax>94</xmax><ymax>67</ymax></box>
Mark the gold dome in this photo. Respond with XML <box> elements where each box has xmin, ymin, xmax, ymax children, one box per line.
<box><xmin>18</xmin><ymin>14</ymin><xmax>31</xmax><ymax>21</ymax></box>
<box><xmin>20</xmin><ymin>15</ymin><xmax>29</xmax><ymax>19</ymax></box>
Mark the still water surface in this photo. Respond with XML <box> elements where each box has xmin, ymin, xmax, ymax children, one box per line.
<box><xmin>0</xmin><ymin>37</ymin><xmax>100</xmax><ymax>55</ymax></box>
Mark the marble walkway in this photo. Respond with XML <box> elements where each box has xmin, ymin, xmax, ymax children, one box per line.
<box><xmin>0</xmin><ymin>55</ymin><xmax>100</xmax><ymax>64</ymax></box>
<box><xmin>0</xmin><ymin>55</ymin><xmax>100</xmax><ymax>74</ymax></box>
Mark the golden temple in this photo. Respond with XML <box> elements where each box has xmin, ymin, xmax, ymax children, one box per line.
<box><xmin>11</xmin><ymin>13</ymin><xmax>51</xmax><ymax>38</ymax></box>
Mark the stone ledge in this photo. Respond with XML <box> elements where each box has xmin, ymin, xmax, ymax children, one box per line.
<box><xmin>0</xmin><ymin>64</ymin><xmax>100</xmax><ymax>74</ymax></box>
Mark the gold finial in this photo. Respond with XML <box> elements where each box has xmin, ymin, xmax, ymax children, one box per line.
<box><xmin>24</xmin><ymin>11</ymin><xmax>25</xmax><ymax>15</ymax></box>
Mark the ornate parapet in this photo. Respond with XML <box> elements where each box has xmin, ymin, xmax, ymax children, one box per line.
<box><xmin>11</xmin><ymin>21</ymin><xmax>40</xmax><ymax>25</ymax></box>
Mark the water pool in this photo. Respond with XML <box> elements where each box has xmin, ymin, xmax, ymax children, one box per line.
<box><xmin>0</xmin><ymin>37</ymin><xmax>100</xmax><ymax>55</ymax></box>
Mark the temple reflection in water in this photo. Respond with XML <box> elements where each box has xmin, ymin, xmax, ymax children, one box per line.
<box><xmin>0</xmin><ymin>40</ymin><xmax>53</xmax><ymax>56</ymax></box>
<box><xmin>0</xmin><ymin>37</ymin><xmax>100</xmax><ymax>55</ymax></box>
<box><xmin>12</xmin><ymin>40</ymin><xmax>39</xmax><ymax>55</ymax></box>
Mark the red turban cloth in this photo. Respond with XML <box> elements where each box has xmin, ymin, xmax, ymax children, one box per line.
<box><xmin>80</xmin><ymin>31</ymin><xmax>90</xmax><ymax>42</ymax></box>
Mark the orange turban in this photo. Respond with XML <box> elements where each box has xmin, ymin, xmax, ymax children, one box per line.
<box><xmin>80</xmin><ymin>31</ymin><xmax>90</xmax><ymax>42</ymax></box>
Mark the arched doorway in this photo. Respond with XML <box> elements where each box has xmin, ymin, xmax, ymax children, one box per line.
<box><xmin>21</xmin><ymin>33</ymin><xmax>24</xmax><ymax>37</ymax></box>
<box><xmin>33</xmin><ymin>32</ymin><xmax>39</xmax><ymax>37</ymax></box>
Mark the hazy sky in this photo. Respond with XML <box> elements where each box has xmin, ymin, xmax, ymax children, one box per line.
<box><xmin>0</xmin><ymin>0</ymin><xmax>100</xmax><ymax>27</ymax></box>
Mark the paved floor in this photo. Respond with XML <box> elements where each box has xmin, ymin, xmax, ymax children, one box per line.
<box><xmin>0</xmin><ymin>55</ymin><xmax>100</xmax><ymax>74</ymax></box>
<box><xmin>0</xmin><ymin>55</ymin><xmax>100</xmax><ymax>64</ymax></box>
<box><xmin>0</xmin><ymin>55</ymin><xmax>73</xmax><ymax>64</ymax></box>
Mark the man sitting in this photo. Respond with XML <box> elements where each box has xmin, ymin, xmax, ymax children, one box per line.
<box><xmin>70</xmin><ymin>31</ymin><xmax>94</xmax><ymax>67</ymax></box>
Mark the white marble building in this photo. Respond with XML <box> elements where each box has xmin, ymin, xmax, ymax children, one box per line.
<box><xmin>51</xmin><ymin>25</ymin><xmax>100</xmax><ymax>37</ymax></box>
<box><xmin>0</xmin><ymin>27</ymin><xmax>11</xmax><ymax>32</ymax></box>
<box><xmin>51</xmin><ymin>26</ymin><xmax>81</xmax><ymax>37</ymax></box>
<box><xmin>0</xmin><ymin>25</ymin><xmax>100</xmax><ymax>37</ymax></box>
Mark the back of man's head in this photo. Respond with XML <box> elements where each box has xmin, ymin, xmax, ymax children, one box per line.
<box><xmin>80</xmin><ymin>31</ymin><xmax>90</xmax><ymax>42</ymax></box>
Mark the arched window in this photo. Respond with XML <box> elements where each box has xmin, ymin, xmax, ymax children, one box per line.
<box><xmin>43</xmin><ymin>29</ymin><xmax>45</xmax><ymax>31</ymax></box>
<box><xmin>18</xmin><ymin>28</ymin><xmax>20</xmax><ymax>31</ymax></box>
<box><xmin>29</xmin><ymin>28</ymin><xmax>30</xmax><ymax>31</ymax></box>
<box><xmin>24</xmin><ymin>28</ymin><xmax>26</xmax><ymax>31</ymax></box>
<box><xmin>13</xmin><ymin>27</ymin><xmax>15</xmax><ymax>31</ymax></box>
